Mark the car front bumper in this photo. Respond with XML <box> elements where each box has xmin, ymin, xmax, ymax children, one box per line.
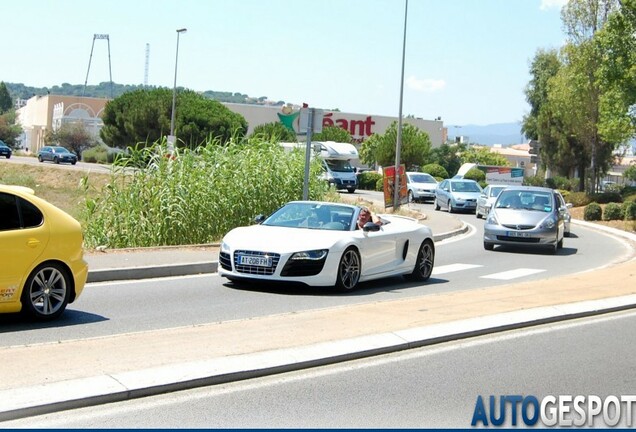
<box><xmin>484</xmin><ymin>224</ymin><xmax>558</xmax><ymax>247</ymax></box>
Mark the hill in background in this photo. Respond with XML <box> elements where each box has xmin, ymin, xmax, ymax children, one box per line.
<box><xmin>5</xmin><ymin>81</ymin><xmax>286</xmax><ymax>107</ymax></box>
<box><xmin>447</xmin><ymin>123</ymin><xmax>526</xmax><ymax>146</ymax></box>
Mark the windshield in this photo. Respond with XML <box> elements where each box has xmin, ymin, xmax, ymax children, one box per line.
<box><xmin>451</xmin><ymin>181</ymin><xmax>481</xmax><ymax>192</ymax></box>
<box><xmin>263</xmin><ymin>202</ymin><xmax>354</xmax><ymax>231</ymax></box>
<box><xmin>53</xmin><ymin>147</ymin><xmax>71</xmax><ymax>153</ymax></box>
<box><xmin>325</xmin><ymin>159</ymin><xmax>354</xmax><ymax>173</ymax></box>
<box><xmin>409</xmin><ymin>174</ymin><xmax>436</xmax><ymax>184</ymax></box>
<box><xmin>489</xmin><ymin>186</ymin><xmax>507</xmax><ymax>197</ymax></box>
<box><xmin>495</xmin><ymin>191</ymin><xmax>553</xmax><ymax>211</ymax></box>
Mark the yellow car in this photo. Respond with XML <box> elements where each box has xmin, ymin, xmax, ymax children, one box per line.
<box><xmin>0</xmin><ymin>185</ymin><xmax>88</xmax><ymax>320</ymax></box>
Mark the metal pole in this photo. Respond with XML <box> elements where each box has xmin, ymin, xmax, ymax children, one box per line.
<box><xmin>303</xmin><ymin>108</ymin><xmax>314</xmax><ymax>200</ymax></box>
<box><xmin>393</xmin><ymin>0</ymin><xmax>408</xmax><ymax>210</ymax></box>
<box><xmin>83</xmin><ymin>37</ymin><xmax>97</xmax><ymax>97</ymax></box>
<box><xmin>106</xmin><ymin>36</ymin><xmax>113</xmax><ymax>99</ymax></box>
<box><xmin>170</xmin><ymin>28</ymin><xmax>187</xmax><ymax>142</ymax></box>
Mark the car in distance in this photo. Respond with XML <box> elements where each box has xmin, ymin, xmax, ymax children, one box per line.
<box><xmin>434</xmin><ymin>179</ymin><xmax>482</xmax><ymax>213</ymax></box>
<box><xmin>0</xmin><ymin>184</ymin><xmax>88</xmax><ymax>320</ymax></box>
<box><xmin>37</xmin><ymin>146</ymin><xmax>78</xmax><ymax>165</ymax></box>
<box><xmin>406</xmin><ymin>172</ymin><xmax>438</xmax><ymax>203</ymax></box>
<box><xmin>0</xmin><ymin>140</ymin><xmax>12</xmax><ymax>158</ymax></box>
<box><xmin>476</xmin><ymin>184</ymin><xmax>507</xmax><ymax>219</ymax></box>
<box><xmin>218</xmin><ymin>201</ymin><xmax>435</xmax><ymax>291</ymax></box>
<box><xmin>483</xmin><ymin>186</ymin><xmax>568</xmax><ymax>253</ymax></box>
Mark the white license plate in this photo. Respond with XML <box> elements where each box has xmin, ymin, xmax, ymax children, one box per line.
<box><xmin>238</xmin><ymin>255</ymin><xmax>273</xmax><ymax>267</ymax></box>
<box><xmin>507</xmin><ymin>231</ymin><xmax>531</xmax><ymax>238</ymax></box>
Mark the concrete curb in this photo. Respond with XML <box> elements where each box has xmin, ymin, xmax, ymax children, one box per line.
<box><xmin>87</xmin><ymin>262</ymin><xmax>218</xmax><ymax>283</ymax></box>
<box><xmin>2</xmin><ymin>293</ymin><xmax>635</xmax><ymax>421</ymax></box>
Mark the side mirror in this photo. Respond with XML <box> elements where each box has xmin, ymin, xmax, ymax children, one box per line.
<box><xmin>362</xmin><ymin>221</ymin><xmax>381</xmax><ymax>232</ymax></box>
<box><xmin>254</xmin><ymin>214</ymin><xmax>266</xmax><ymax>224</ymax></box>
<box><xmin>566</xmin><ymin>203</ymin><xmax>573</xmax><ymax>209</ymax></box>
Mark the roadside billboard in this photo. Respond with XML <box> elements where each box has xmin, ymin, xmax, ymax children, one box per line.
<box><xmin>383</xmin><ymin>164</ymin><xmax>408</xmax><ymax>208</ymax></box>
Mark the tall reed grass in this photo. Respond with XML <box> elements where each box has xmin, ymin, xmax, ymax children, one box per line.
<box><xmin>82</xmin><ymin>137</ymin><xmax>329</xmax><ymax>248</ymax></box>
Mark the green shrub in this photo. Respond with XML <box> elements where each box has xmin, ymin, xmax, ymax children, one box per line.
<box><xmin>545</xmin><ymin>176</ymin><xmax>575</xmax><ymax>191</ymax></box>
<box><xmin>358</xmin><ymin>171</ymin><xmax>382</xmax><ymax>190</ymax></box>
<box><xmin>604</xmin><ymin>183</ymin><xmax>623</xmax><ymax>194</ymax></box>
<box><xmin>81</xmin><ymin>146</ymin><xmax>108</xmax><ymax>164</ymax></box>
<box><xmin>603</xmin><ymin>202</ymin><xmax>623</xmax><ymax>221</ymax></box>
<box><xmin>623</xmin><ymin>188</ymin><xmax>636</xmax><ymax>204</ymax></box>
<box><xmin>523</xmin><ymin>175</ymin><xmax>545</xmax><ymax>187</ymax></box>
<box><xmin>590</xmin><ymin>191</ymin><xmax>622</xmax><ymax>204</ymax></box>
<box><xmin>584</xmin><ymin>202</ymin><xmax>602</xmax><ymax>221</ymax></box>
<box><xmin>623</xmin><ymin>201</ymin><xmax>636</xmax><ymax>221</ymax></box>
<box><xmin>567</xmin><ymin>192</ymin><xmax>592</xmax><ymax>207</ymax></box>
<box><xmin>82</xmin><ymin>145</ymin><xmax>125</xmax><ymax>164</ymax></box>
<box><xmin>422</xmin><ymin>163</ymin><xmax>448</xmax><ymax>180</ymax></box>
<box><xmin>464</xmin><ymin>167</ymin><xmax>485</xmax><ymax>183</ymax></box>
<box><xmin>375</xmin><ymin>177</ymin><xmax>384</xmax><ymax>192</ymax></box>
<box><xmin>558</xmin><ymin>189</ymin><xmax>570</xmax><ymax>202</ymax></box>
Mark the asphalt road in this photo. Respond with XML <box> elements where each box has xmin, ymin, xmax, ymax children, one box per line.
<box><xmin>7</xmin><ymin>309</ymin><xmax>635</xmax><ymax>428</ymax></box>
<box><xmin>0</xmin><ymin>213</ymin><xmax>630</xmax><ymax>346</ymax></box>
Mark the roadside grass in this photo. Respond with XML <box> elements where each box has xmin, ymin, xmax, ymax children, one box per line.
<box><xmin>81</xmin><ymin>139</ymin><xmax>330</xmax><ymax>248</ymax></box>
<box><xmin>0</xmin><ymin>163</ymin><xmax>112</xmax><ymax>220</ymax></box>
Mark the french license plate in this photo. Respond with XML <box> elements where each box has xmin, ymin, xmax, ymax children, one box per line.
<box><xmin>507</xmin><ymin>231</ymin><xmax>531</xmax><ymax>238</ymax></box>
<box><xmin>238</xmin><ymin>255</ymin><xmax>272</xmax><ymax>267</ymax></box>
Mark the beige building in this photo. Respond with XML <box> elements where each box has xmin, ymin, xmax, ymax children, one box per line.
<box><xmin>489</xmin><ymin>143</ymin><xmax>536</xmax><ymax>177</ymax></box>
<box><xmin>16</xmin><ymin>95</ymin><xmax>108</xmax><ymax>153</ymax></box>
<box><xmin>15</xmin><ymin>96</ymin><xmax>446</xmax><ymax>153</ymax></box>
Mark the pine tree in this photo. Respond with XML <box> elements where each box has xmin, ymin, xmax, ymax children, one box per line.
<box><xmin>0</xmin><ymin>82</ymin><xmax>12</xmax><ymax>113</ymax></box>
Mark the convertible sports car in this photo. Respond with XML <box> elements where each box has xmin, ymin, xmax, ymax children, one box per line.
<box><xmin>218</xmin><ymin>201</ymin><xmax>435</xmax><ymax>290</ymax></box>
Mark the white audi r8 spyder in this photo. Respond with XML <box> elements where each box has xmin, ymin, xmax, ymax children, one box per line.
<box><xmin>218</xmin><ymin>201</ymin><xmax>435</xmax><ymax>290</ymax></box>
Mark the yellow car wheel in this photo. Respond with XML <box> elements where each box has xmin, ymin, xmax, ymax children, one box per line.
<box><xmin>21</xmin><ymin>263</ymin><xmax>71</xmax><ymax>321</ymax></box>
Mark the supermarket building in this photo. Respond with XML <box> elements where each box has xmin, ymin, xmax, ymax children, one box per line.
<box><xmin>16</xmin><ymin>95</ymin><xmax>446</xmax><ymax>152</ymax></box>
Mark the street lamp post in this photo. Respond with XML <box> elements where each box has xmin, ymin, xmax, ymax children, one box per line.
<box><xmin>393</xmin><ymin>0</ymin><xmax>408</xmax><ymax>210</ymax></box>
<box><xmin>169</xmin><ymin>28</ymin><xmax>187</xmax><ymax>150</ymax></box>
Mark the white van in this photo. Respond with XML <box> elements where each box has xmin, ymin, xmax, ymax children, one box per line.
<box><xmin>279</xmin><ymin>141</ymin><xmax>360</xmax><ymax>193</ymax></box>
<box><xmin>317</xmin><ymin>141</ymin><xmax>359</xmax><ymax>194</ymax></box>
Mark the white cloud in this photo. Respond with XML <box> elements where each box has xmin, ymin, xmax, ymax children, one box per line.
<box><xmin>405</xmin><ymin>76</ymin><xmax>446</xmax><ymax>92</ymax></box>
<box><xmin>540</xmin><ymin>0</ymin><xmax>568</xmax><ymax>10</ymax></box>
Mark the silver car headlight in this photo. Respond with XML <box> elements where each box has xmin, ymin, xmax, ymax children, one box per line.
<box><xmin>290</xmin><ymin>249</ymin><xmax>328</xmax><ymax>260</ymax></box>
<box><xmin>541</xmin><ymin>216</ymin><xmax>558</xmax><ymax>230</ymax></box>
<box><xmin>221</xmin><ymin>241</ymin><xmax>230</xmax><ymax>253</ymax></box>
<box><xmin>486</xmin><ymin>212</ymin><xmax>499</xmax><ymax>225</ymax></box>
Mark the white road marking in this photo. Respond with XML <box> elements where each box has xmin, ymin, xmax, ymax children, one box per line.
<box><xmin>432</xmin><ymin>263</ymin><xmax>483</xmax><ymax>275</ymax></box>
<box><xmin>480</xmin><ymin>268</ymin><xmax>545</xmax><ymax>280</ymax></box>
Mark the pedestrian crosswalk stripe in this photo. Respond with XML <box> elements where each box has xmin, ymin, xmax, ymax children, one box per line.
<box><xmin>480</xmin><ymin>268</ymin><xmax>546</xmax><ymax>280</ymax></box>
<box><xmin>432</xmin><ymin>263</ymin><xmax>483</xmax><ymax>275</ymax></box>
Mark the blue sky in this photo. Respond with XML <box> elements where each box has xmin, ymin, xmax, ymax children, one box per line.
<box><xmin>3</xmin><ymin>0</ymin><xmax>568</xmax><ymax>126</ymax></box>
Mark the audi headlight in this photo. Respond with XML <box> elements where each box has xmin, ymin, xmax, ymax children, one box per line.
<box><xmin>290</xmin><ymin>249</ymin><xmax>328</xmax><ymax>260</ymax></box>
<box><xmin>221</xmin><ymin>241</ymin><xmax>230</xmax><ymax>253</ymax></box>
